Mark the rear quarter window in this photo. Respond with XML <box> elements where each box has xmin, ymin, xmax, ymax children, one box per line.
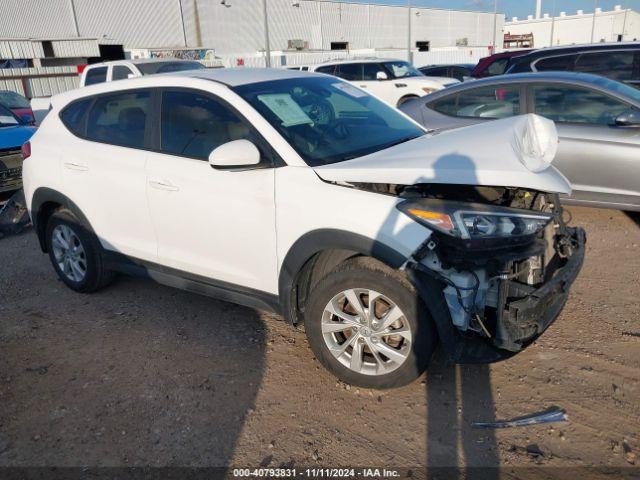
<box><xmin>84</xmin><ymin>67</ymin><xmax>108</xmax><ymax>86</ymax></box>
<box><xmin>85</xmin><ymin>90</ymin><xmax>151</xmax><ymax>149</ymax></box>
<box><xmin>59</xmin><ymin>98</ymin><xmax>92</xmax><ymax>136</ymax></box>
<box><xmin>534</xmin><ymin>54</ymin><xmax>578</xmax><ymax>72</ymax></box>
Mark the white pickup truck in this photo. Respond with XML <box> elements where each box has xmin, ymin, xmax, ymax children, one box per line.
<box><xmin>31</xmin><ymin>59</ymin><xmax>206</xmax><ymax>124</ymax></box>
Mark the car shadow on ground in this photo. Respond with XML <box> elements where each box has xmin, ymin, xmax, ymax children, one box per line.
<box><xmin>0</xmin><ymin>251</ymin><xmax>266</xmax><ymax>467</ymax></box>
<box><xmin>624</xmin><ymin>211</ymin><xmax>640</xmax><ymax>228</ymax></box>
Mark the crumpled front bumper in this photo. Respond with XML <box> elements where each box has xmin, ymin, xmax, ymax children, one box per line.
<box><xmin>408</xmin><ymin>226</ymin><xmax>586</xmax><ymax>364</ymax></box>
<box><xmin>493</xmin><ymin>227</ymin><xmax>586</xmax><ymax>352</ymax></box>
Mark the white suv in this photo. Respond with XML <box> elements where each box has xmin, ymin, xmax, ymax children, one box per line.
<box><xmin>310</xmin><ymin>58</ymin><xmax>458</xmax><ymax>107</ymax></box>
<box><xmin>22</xmin><ymin>69</ymin><xmax>585</xmax><ymax>389</ymax></box>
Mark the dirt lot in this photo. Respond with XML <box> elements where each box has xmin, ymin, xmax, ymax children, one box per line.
<box><xmin>1</xmin><ymin>206</ymin><xmax>638</xmax><ymax>477</ymax></box>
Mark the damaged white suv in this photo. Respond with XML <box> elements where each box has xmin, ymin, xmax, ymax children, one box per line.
<box><xmin>22</xmin><ymin>69</ymin><xmax>585</xmax><ymax>388</ymax></box>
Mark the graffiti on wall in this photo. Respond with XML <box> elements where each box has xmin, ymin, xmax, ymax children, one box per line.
<box><xmin>150</xmin><ymin>49</ymin><xmax>216</xmax><ymax>61</ymax></box>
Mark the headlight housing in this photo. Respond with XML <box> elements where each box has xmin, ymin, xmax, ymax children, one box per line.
<box><xmin>398</xmin><ymin>199</ymin><xmax>552</xmax><ymax>248</ymax></box>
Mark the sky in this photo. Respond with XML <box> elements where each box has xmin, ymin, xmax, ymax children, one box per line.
<box><xmin>346</xmin><ymin>0</ymin><xmax>640</xmax><ymax>19</ymax></box>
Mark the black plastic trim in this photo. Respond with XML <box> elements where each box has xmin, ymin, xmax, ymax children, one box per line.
<box><xmin>102</xmin><ymin>251</ymin><xmax>282</xmax><ymax>314</ymax></box>
<box><xmin>31</xmin><ymin>187</ymin><xmax>95</xmax><ymax>252</ymax></box>
<box><xmin>278</xmin><ymin>229</ymin><xmax>407</xmax><ymax>324</ymax></box>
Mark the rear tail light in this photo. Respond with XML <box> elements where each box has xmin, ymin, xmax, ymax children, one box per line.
<box><xmin>21</xmin><ymin>141</ymin><xmax>31</xmax><ymax>160</ymax></box>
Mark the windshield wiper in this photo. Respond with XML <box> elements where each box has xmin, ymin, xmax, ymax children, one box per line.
<box><xmin>379</xmin><ymin>135</ymin><xmax>420</xmax><ymax>150</ymax></box>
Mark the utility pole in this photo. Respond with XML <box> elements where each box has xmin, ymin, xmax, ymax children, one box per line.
<box><xmin>550</xmin><ymin>0</ymin><xmax>556</xmax><ymax>47</ymax></box>
<box><xmin>407</xmin><ymin>0</ymin><xmax>412</xmax><ymax>64</ymax></box>
<box><xmin>263</xmin><ymin>0</ymin><xmax>272</xmax><ymax>67</ymax></box>
<box><xmin>622</xmin><ymin>0</ymin><xmax>629</xmax><ymax>41</ymax></box>
<box><xmin>591</xmin><ymin>0</ymin><xmax>598</xmax><ymax>43</ymax></box>
<box><xmin>492</xmin><ymin>0</ymin><xmax>498</xmax><ymax>53</ymax></box>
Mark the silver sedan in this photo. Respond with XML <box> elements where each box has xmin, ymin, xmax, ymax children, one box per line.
<box><xmin>400</xmin><ymin>71</ymin><xmax>640</xmax><ymax>211</ymax></box>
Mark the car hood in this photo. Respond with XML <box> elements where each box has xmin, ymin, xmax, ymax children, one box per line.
<box><xmin>313</xmin><ymin>114</ymin><xmax>571</xmax><ymax>195</ymax></box>
<box><xmin>0</xmin><ymin>125</ymin><xmax>36</xmax><ymax>150</ymax></box>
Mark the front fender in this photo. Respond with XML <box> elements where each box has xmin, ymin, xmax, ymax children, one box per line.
<box><xmin>278</xmin><ymin>229</ymin><xmax>407</xmax><ymax>324</ymax></box>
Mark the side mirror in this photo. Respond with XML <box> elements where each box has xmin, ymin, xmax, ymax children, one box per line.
<box><xmin>208</xmin><ymin>139</ymin><xmax>261</xmax><ymax>170</ymax></box>
<box><xmin>615</xmin><ymin>110</ymin><xmax>640</xmax><ymax>127</ymax></box>
<box><xmin>376</xmin><ymin>71</ymin><xmax>388</xmax><ymax>81</ymax></box>
<box><xmin>127</xmin><ymin>72</ymin><xmax>136</xmax><ymax>79</ymax></box>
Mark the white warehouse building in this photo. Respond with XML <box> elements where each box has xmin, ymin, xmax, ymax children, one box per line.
<box><xmin>0</xmin><ymin>0</ymin><xmax>504</xmax><ymax>56</ymax></box>
<box><xmin>505</xmin><ymin>5</ymin><xmax>640</xmax><ymax>49</ymax></box>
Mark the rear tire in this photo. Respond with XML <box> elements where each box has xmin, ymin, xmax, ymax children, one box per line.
<box><xmin>45</xmin><ymin>208</ymin><xmax>114</xmax><ymax>293</ymax></box>
<box><xmin>304</xmin><ymin>257</ymin><xmax>438</xmax><ymax>389</ymax></box>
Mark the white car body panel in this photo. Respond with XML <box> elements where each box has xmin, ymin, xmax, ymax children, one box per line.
<box><xmin>314</xmin><ymin>115</ymin><xmax>572</xmax><ymax>195</ymax></box>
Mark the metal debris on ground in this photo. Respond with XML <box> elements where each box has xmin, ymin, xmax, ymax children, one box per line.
<box><xmin>472</xmin><ymin>407</ymin><xmax>568</xmax><ymax>429</ymax></box>
<box><xmin>0</xmin><ymin>189</ymin><xmax>30</xmax><ymax>237</ymax></box>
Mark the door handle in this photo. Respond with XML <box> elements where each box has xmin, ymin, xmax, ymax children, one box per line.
<box><xmin>359</xmin><ymin>85</ymin><xmax>367</xmax><ymax>88</ymax></box>
<box><xmin>63</xmin><ymin>162</ymin><xmax>88</xmax><ymax>171</ymax></box>
<box><xmin>148</xmin><ymin>178</ymin><xmax>179</xmax><ymax>191</ymax></box>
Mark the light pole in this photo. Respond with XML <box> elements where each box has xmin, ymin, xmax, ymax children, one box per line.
<box><xmin>549</xmin><ymin>0</ymin><xmax>556</xmax><ymax>47</ymax></box>
<box><xmin>492</xmin><ymin>0</ymin><xmax>498</xmax><ymax>53</ymax></box>
<box><xmin>622</xmin><ymin>0</ymin><xmax>629</xmax><ymax>41</ymax></box>
<box><xmin>591</xmin><ymin>0</ymin><xmax>598</xmax><ymax>43</ymax></box>
<box><xmin>407</xmin><ymin>0</ymin><xmax>412</xmax><ymax>63</ymax></box>
<box><xmin>263</xmin><ymin>0</ymin><xmax>272</xmax><ymax>67</ymax></box>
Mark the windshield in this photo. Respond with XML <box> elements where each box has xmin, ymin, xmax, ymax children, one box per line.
<box><xmin>137</xmin><ymin>61</ymin><xmax>205</xmax><ymax>75</ymax></box>
<box><xmin>382</xmin><ymin>61</ymin><xmax>423</xmax><ymax>79</ymax></box>
<box><xmin>0</xmin><ymin>104</ymin><xmax>21</xmax><ymax>127</ymax></box>
<box><xmin>0</xmin><ymin>90</ymin><xmax>30</xmax><ymax>109</ymax></box>
<box><xmin>233</xmin><ymin>77</ymin><xmax>425</xmax><ymax>166</ymax></box>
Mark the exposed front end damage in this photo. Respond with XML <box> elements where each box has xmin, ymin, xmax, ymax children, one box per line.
<box><xmin>358</xmin><ymin>182</ymin><xmax>586</xmax><ymax>363</ymax></box>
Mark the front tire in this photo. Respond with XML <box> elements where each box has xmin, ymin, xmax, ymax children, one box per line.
<box><xmin>305</xmin><ymin>257</ymin><xmax>438</xmax><ymax>389</ymax></box>
<box><xmin>46</xmin><ymin>208</ymin><xmax>114</xmax><ymax>293</ymax></box>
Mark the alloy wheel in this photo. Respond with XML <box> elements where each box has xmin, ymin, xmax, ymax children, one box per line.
<box><xmin>51</xmin><ymin>224</ymin><xmax>87</xmax><ymax>283</ymax></box>
<box><xmin>321</xmin><ymin>288</ymin><xmax>412</xmax><ymax>376</ymax></box>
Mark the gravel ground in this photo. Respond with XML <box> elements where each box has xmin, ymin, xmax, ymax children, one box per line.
<box><xmin>0</xmin><ymin>206</ymin><xmax>638</xmax><ymax>478</ymax></box>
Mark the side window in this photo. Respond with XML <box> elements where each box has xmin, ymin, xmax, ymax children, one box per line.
<box><xmin>485</xmin><ymin>58</ymin><xmax>509</xmax><ymax>76</ymax></box>
<box><xmin>534</xmin><ymin>54</ymin><xmax>578</xmax><ymax>72</ymax></box>
<box><xmin>336</xmin><ymin>63</ymin><xmax>362</xmax><ymax>81</ymax></box>
<box><xmin>573</xmin><ymin>51</ymin><xmax>635</xmax><ymax>81</ymax></box>
<box><xmin>533</xmin><ymin>85</ymin><xmax>630</xmax><ymax>125</ymax></box>
<box><xmin>430</xmin><ymin>85</ymin><xmax>521</xmax><ymax>119</ymax></box>
<box><xmin>160</xmin><ymin>90</ymin><xmax>253</xmax><ymax>160</ymax></box>
<box><xmin>84</xmin><ymin>67</ymin><xmax>108</xmax><ymax>86</ymax></box>
<box><xmin>362</xmin><ymin>63</ymin><xmax>385</xmax><ymax>80</ymax></box>
<box><xmin>59</xmin><ymin>98</ymin><xmax>92</xmax><ymax>136</ymax></box>
<box><xmin>315</xmin><ymin>65</ymin><xmax>336</xmax><ymax>75</ymax></box>
<box><xmin>86</xmin><ymin>90</ymin><xmax>150</xmax><ymax>148</ymax></box>
<box><xmin>421</xmin><ymin>67</ymin><xmax>447</xmax><ymax>77</ymax></box>
<box><xmin>111</xmin><ymin>65</ymin><xmax>135</xmax><ymax>81</ymax></box>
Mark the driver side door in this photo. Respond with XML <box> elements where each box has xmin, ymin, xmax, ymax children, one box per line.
<box><xmin>529</xmin><ymin>83</ymin><xmax>640</xmax><ymax>208</ymax></box>
<box><xmin>145</xmin><ymin>88</ymin><xmax>278</xmax><ymax>293</ymax></box>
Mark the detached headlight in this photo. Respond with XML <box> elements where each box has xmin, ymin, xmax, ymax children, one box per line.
<box><xmin>398</xmin><ymin>199</ymin><xmax>552</xmax><ymax>243</ymax></box>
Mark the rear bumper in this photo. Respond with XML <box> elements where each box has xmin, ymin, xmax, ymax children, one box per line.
<box><xmin>408</xmin><ymin>227</ymin><xmax>586</xmax><ymax>364</ymax></box>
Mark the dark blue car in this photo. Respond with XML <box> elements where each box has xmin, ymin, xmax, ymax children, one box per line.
<box><xmin>0</xmin><ymin>104</ymin><xmax>36</xmax><ymax>197</ymax></box>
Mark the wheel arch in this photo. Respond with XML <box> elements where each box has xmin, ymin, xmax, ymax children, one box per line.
<box><xmin>278</xmin><ymin>229</ymin><xmax>407</xmax><ymax>325</ymax></box>
<box><xmin>31</xmin><ymin>187</ymin><xmax>94</xmax><ymax>252</ymax></box>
